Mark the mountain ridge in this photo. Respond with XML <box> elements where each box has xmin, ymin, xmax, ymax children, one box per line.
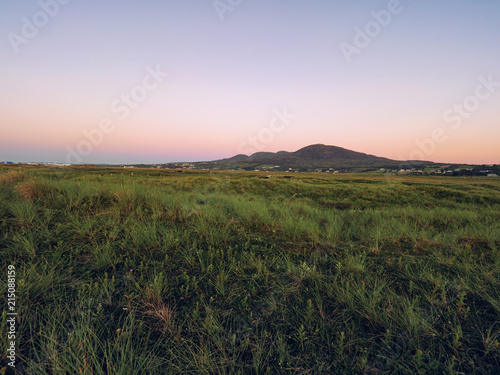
<box><xmin>106</xmin><ymin>143</ymin><xmax>499</xmax><ymax>175</ymax></box>
<box><xmin>214</xmin><ymin>144</ymin><xmax>431</xmax><ymax>169</ymax></box>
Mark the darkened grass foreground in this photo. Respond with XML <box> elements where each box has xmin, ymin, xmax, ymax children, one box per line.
<box><xmin>1</xmin><ymin>165</ymin><xmax>499</xmax><ymax>374</ymax></box>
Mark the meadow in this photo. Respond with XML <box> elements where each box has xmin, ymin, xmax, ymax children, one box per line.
<box><xmin>1</xmin><ymin>165</ymin><xmax>499</xmax><ymax>374</ymax></box>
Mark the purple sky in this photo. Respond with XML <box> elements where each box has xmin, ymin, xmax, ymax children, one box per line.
<box><xmin>1</xmin><ymin>0</ymin><xmax>499</xmax><ymax>164</ymax></box>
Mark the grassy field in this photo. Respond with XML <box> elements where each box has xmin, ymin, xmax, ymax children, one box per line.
<box><xmin>1</xmin><ymin>165</ymin><xmax>499</xmax><ymax>374</ymax></box>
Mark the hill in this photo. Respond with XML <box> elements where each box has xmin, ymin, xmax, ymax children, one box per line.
<box><xmin>103</xmin><ymin>144</ymin><xmax>499</xmax><ymax>175</ymax></box>
<box><xmin>214</xmin><ymin>144</ymin><xmax>430</xmax><ymax>171</ymax></box>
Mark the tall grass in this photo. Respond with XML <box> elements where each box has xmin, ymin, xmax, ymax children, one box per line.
<box><xmin>1</xmin><ymin>165</ymin><xmax>499</xmax><ymax>373</ymax></box>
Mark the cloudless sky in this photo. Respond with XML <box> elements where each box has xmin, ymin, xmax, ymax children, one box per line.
<box><xmin>1</xmin><ymin>0</ymin><xmax>499</xmax><ymax>164</ymax></box>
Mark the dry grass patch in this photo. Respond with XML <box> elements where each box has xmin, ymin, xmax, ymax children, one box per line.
<box><xmin>142</xmin><ymin>301</ymin><xmax>176</xmax><ymax>335</ymax></box>
<box><xmin>0</xmin><ymin>170</ymin><xmax>27</xmax><ymax>185</ymax></box>
<box><xmin>16</xmin><ymin>179</ymin><xmax>49</xmax><ymax>201</ymax></box>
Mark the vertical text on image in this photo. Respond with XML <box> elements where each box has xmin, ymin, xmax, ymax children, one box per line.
<box><xmin>7</xmin><ymin>265</ymin><xmax>17</xmax><ymax>368</ymax></box>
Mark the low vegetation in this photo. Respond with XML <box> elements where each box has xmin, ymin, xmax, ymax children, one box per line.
<box><xmin>1</xmin><ymin>165</ymin><xmax>499</xmax><ymax>374</ymax></box>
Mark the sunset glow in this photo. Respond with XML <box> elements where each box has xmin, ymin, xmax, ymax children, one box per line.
<box><xmin>1</xmin><ymin>0</ymin><xmax>499</xmax><ymax>164</ymax></box>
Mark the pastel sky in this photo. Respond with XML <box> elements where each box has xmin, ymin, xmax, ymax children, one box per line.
<box><xmin>1</xmin><ymin>0</ymin><xmax>499</xmax><ymax>164</ymax></box>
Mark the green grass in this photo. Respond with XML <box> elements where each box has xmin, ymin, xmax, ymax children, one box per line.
<box><xmin>1</xmin><ymin>165</ymin><xmax>499</xmax><ymax>374</ymax></box>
